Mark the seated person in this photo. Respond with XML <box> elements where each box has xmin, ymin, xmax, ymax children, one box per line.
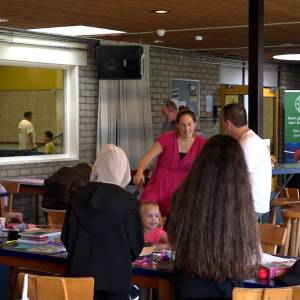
<box><xmin>167</xmin><ymin>135</ymin><xmax>261</xmax><ymax>300</ymax></box>
<box><xmin>140</xmin><ymin>202</ymin><xmax>168</xmax><ymax>245</ymax></box>
<box><xmin>43</xmin><ymin>131</ymin><xmax>55</xmax><ymax>154</ymax></box>
<box><xmin>62</xmin><ymin>144</ymin><xmax>144</xmax><ymax>300</ymax></box>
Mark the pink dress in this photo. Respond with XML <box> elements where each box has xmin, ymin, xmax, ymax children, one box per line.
<box><xmin>140</xmin><ymin>131</ymin><xmax>206</xmax><ymax>216</ymax></box>
<box><xmin>144</xmin><ymin>227</ymin><xmax>166</xmax><ymax>244</ymax></box>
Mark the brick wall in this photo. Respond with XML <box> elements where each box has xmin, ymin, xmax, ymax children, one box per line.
<box><xmin>149</xmin><ymin>47</ymin><xmax>220</xmax><ymax>139</ymax></box>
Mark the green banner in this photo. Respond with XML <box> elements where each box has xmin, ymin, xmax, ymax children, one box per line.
<box><xmin>284</xmin><ymin>90</ymin><xmax>300</xmax><ymax>162</ymax></box>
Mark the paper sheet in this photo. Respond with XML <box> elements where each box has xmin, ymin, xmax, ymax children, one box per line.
<box><xmin>262</xmin><ymin>253</ymin><xmax>296</xmax><ymax>264</ymax></box>
<box><xmin>139</xmin><ymin>246</ymin><xmax>156</xmax><ymax>257</ymax></box>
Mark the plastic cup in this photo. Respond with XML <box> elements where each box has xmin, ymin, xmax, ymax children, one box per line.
<box><xmin>0</xmin><ymin>217</ymin><xmax>5</xmax><ymax>229</ymax></box>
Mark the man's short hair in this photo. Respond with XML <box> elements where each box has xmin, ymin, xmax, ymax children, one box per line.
<box><xmin>24</xmin><ymin>111</ymin><xmax>32</xmax><ymax>118</ymax></box>
<box><xmin>223</xmin><ymin>103</ymin><xmax>247</xmax><ymax>127</ymax></box>
<box><xmin>162</xmin><ymin>100</ymin><xmax>177</xmax><ymax>112</ymax></box>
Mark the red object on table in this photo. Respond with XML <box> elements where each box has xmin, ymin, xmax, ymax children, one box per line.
<box><xmin>258</xmin><ymin>268</ymin><xmax>269</xmax><ymax>279</ymax></box>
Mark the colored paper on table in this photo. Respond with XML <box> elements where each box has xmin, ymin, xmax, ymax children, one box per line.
<box><xmin>139</xmin><ymin>246</ymin><xmax>155</xmax><ymax>257</ymax></box>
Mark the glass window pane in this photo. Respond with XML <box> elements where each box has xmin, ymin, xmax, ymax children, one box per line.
<box><xmin>0</xmin><ymin>66</ymin><xmax>65</xmax><ymax>157</ymax></box>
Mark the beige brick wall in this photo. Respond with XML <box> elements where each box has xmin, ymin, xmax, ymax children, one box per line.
<box><xmin>149</xmin><ymin>47</ymin><xmax>220</xmax><ymax>139</ymax></box>
<box><xmin>0</xmin><ymin>89</ymin><xmax>64</xmax><ymax>145</ymax></box>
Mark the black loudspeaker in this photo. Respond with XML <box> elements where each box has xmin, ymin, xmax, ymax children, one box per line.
<box><xmin>96</xmin><ymin>45</ymin><xmax>144</xmax><ymax>79</ymax></box>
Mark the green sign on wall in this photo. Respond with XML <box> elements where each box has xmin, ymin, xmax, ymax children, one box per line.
<box><xmin>284</xmin><ymin>90</ymin><xmax>300</xmax><ymax>162</ymax></box>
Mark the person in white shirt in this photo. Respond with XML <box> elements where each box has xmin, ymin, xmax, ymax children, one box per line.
<box><xmin>223</xmin><ymin>103</ymin><xmax>272</xmax><ymax>219</ymax></box>
<box><xmin>18</xmin><ymin>111</ymin><xmax>36</xmax><ymax>150</ymax></box>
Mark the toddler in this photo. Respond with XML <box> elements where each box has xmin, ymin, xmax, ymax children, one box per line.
<box><xmin>44</xmin><ymin>131</ymin><xmax>55</xmax><ymax>154</ymax></box>
<box><xmin>140</xmin><ymin>202</ymin><xmax>167</xmax><ymax>244</ymax></box>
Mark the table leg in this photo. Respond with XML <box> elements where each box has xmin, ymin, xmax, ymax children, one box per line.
<box><xmin>158</xmin><ymin>278</ymin><xmax>172</xmax><ymax>300</ymax></box>
<box><xmin>8</xmin><ymin>267</ymin><xmax>18</xmax><ymax>300</ymax></box>
<box><xmin>269</xmin><ymin>207</ymin><xmax>276</xmax><ymax>224</ymax></box>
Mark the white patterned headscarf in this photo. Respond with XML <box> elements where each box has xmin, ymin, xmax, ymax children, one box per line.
<box><xmin>90</xmin><ymin>144</ymin><xmax>131</xmax><ymax>188</ymax></box>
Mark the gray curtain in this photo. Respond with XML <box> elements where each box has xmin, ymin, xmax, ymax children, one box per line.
<box><xmin>96</xmin><ymin>45</ymin><xmax>153</xmax><ymax>169</ymax></box>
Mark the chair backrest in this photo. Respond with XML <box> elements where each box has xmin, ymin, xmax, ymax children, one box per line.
<box><xmin>277</xmin><ymin>187</ymin><xmax>288</xmax><ymax>198</ymax></box>
<box><xmin>46</xmin><ymin>210</ymin><xmax>66</xmax><ymax>229</ymax></box>
<box><xmin>285</xmin><ymin>188</ymin><xmax>300</xmax><ymax>199</ymax></box>
<box><xmin>258</xmin><ymin>223</ymin><xmax>287</xmax><ymax>255</ymax></box>
<box><xmin>18</xmin><ymin>273</ymin><xmax>94</xmax><ymax>300</ymax></box>
<box><xmin>0</xmin><ymin>180</ymin><xmax>20</xmax><ymax>212</ymax></box>
<box><xmin>233</xmin><ymin>287</ymin><xmax>295</xmax><ymax>300</ymax></box>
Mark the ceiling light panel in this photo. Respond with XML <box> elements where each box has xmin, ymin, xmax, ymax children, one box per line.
<box><xmin>28</xmin><ymin>26</ymin><xmax>125</xmax><ymax>36</ymax></box>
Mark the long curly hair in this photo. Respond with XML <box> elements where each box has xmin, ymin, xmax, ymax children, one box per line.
<box><xmin>167</xmin><ymin>135</ymin><xmax>261</xmax><ymax>282</ymax></box>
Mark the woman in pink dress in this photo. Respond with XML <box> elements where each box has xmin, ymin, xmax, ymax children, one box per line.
<box><xmin>133</xmin><ymin>110</ymin><xmax>206</xmax><ymax>216</ymax></box>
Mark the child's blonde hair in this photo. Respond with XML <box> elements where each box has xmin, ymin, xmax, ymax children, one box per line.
<box><xmin>140</xmin><ymin>201</ymin><xmax>161</xmax><ymax>218</ymax></box>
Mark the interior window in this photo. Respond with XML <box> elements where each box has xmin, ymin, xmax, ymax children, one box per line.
<box><xmin>0</xmin><ymin>66</ymin><xmax>65</xmax><ymax>157</ymax></box>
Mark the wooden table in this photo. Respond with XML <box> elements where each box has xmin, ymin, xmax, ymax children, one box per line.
<box><xmin>270</xmin><ymin>164</ymin><xmax>300</xmax><ymax>223</ymax></box>
<box><xmin>272</xmin><ymin>163</ymin><xmax>300</xmax><ymax>200</ymax></box>
<box><xmin>0</xmin><ymin>243</ymin><xmax>284</xmax><ymax>300</ymax></box>
<box><xmin>0</xmin><ymin>245</ymin><xmax>173</xmax><ymax>300</ymax></box>
<box><xmin>4</xmin><ymin>178</ymin><xmax>45</xmax><ymax>224</ymax></box>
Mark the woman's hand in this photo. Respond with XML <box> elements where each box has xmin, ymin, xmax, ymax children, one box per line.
<box><xmin>133</xmin><ymin>142</ymin><xmax>163</xmax><ymax>187</ymax></box>
<box><xmin>133</xmin><ymin>172</ymin><xmax>145</xmax><ymax>186</ymax></box>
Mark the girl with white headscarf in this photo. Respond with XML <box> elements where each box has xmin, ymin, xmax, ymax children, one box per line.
<box><xmin>90</xmin><ymin>144</ymin><xmax>131</xmax><ymax>188</ymax></box>
<box><xmin>62</xmin><ymin>144</ymin><xmax>144</xmax><ymax>300</ymax></box>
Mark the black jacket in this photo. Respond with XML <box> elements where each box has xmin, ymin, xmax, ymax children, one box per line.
<box><xmin>61</xmin><ymin>182</ymin><xmax>144</xmax><ymax>291</ymax></box>
<box><xmin>174</xmin><ymin>272</ymin><xmax>242</xmax><ymax>300</ymax></box>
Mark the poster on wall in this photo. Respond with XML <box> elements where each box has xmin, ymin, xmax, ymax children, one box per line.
<box><xmin>170</xmin><ymin>79</ymin><xmax>200</xmax><ymax>117</ymax></box>
<box><xmin>284</xmin><ymin>90</ymin><xmax>300</xmax><ymax>163</ymax></box>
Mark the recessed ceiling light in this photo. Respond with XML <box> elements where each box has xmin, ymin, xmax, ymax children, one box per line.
<box><xmin>195</xmin><ymin>35</ymin><xmax>203</xmax><ymax>41</ymax></box>
<box><xmin>153</xmin><ymin>10</ymin><xmax>169</xmax><ymax>14</ymax></box>
<box><xmin>0</xmin><ymin>18</ymin><xmax>8</xmax><ymax>23</ymax></box>
<box><xmin>273</xmin><ymin>54</ymin><xmax>300</xmax><ymax>61</ymax></box>
<box><xmin>154</xmin><ymin>40</ymin><xmax>164</xmax><ymax>43</ymax></box>
<box><xmin>28</xmin><ymin>25</ymin><xmax>125</xmax><ymax>37</ymax></box>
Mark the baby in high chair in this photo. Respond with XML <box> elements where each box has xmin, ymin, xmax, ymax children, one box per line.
<box><xmin>140</xmin><ymin>202</ymin><xmax>168</xmax><ymax>244</ymax></box>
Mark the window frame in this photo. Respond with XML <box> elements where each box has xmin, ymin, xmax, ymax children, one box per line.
<box><xmin>0</xmin><ymin>62</ymin><xmax>80</xmax><ymax>165</ymax></box>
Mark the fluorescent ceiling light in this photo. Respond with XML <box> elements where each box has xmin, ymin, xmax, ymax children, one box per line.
<box><xmin>273</xmin><ymin>54</ymin><xmax>300</xmax><ymax>61</ymax></box>
<box><xmin>154</xmin><ymin>10</ymin><xmax>169</xmax><ymax>14</ymax></box>
<box><xmin>28</xmin><ymin>25</ymin><xmax>125</xmax><ymax>36</ymax></box>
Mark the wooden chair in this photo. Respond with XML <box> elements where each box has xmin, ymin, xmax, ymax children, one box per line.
<box><xmin>17</xmin><ymin>273</ymin><xmax>94</xmax><ymax>300</ymax></box>
<box><xmin>1</xmin><ymin>181</ymin><xmax>20</xmax><ymax>212</ymax></box>
<box><xmin>0</xmin><ymin>181</ymin><xmax>23</xmax><ymax>223</ymax></box>
<box><xmin>286</xmin><ymin>188</ymin><xmax>300</xmax><ymax>199</ymax></box>
<box><xmin>43</xmin><ymin>209</ymin><xmax>66</xmax><ymax>229</ymax></box>
<box><xmin>281</xmin><ymin>207</ymin><xmax>300</xmax><ymax>257</ymax></box>
<box><xmin>258</xmin><ymin>223</ymin><xmax>287</xmax><ymax>255</ymax></box>
<box><xmin>232</xmin><ymin>287</ymin><xmax>299</xmax><ymax>300</ymax></box>
<box><xmin>269</xmin><ymin>188</ymin><xmax>300</xmax><ymax>224</ymax></box>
